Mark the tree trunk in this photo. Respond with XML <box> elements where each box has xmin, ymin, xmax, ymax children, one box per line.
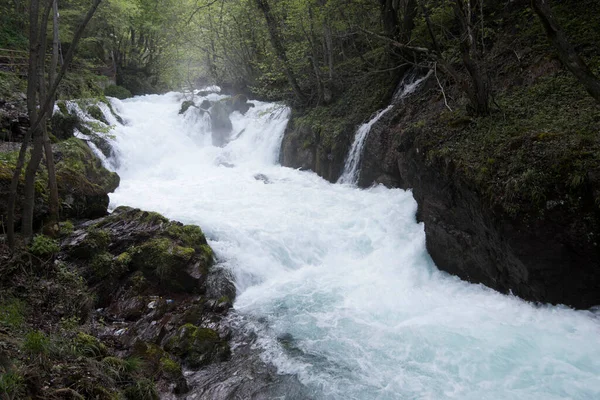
<box><xmin>45</xmin><ymin>0</ymin><xmax>60</xmax><ymax>231</ymax></box>
<box><xmin>379</xmin><ymin>0</ymin><xmax>399</xmax><ymax>39</ymax></box>
<box><xmin>254</xmin><ymin>0</ymin><xmax>307</xmax><ymax>105</ymax></box>
<box><xmin>532</xmin><ymin>0</ymin><xmax>600</xmax><ymax>103</ymax></box>
<box><xmin>22</xmin><ymin>0</ymin><xmax>52</xmax><ymax>240</ymax></box>
<box><xmin>7</xmin><ymin>0</ymin><xmax>103</xmax><ymax>248</ymax></box>
<box><xmin>452</xmin><ymin>0</ymin><xmax>490</xmax><ymax>115</ymax></box>
<box><xmin>7</xmin><ymin>0</ymin><xmax>40</xmax><ymax>248</ymax></box>
<box><xmin>399</xmin><ymin>0</ymin><xmax>418</xmax><ymax>44</ymax></box>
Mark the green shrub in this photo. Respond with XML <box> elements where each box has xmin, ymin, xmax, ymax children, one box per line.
<box><xmin>0</xmin><ymin>371</ymin><xmax>26</xmax><ymax>399</ymax></box>
<box><xmin>124</xmin><ymin>378</ymin><xmax>159</xmax><ymax>400</ymax></box>
<box><xmin>29</xmin><ymin>235</ymin><xmax>60</xmax><ymax>257</ymax></box>
<box><xmin>105</xmin><ymin>85</ymin><xmax>132</xmax><ymax>100</ymax></box>
<box><xmin>0</xmin><ymin>298</ymin><xmax>25</xmax><ymax>328</ymax></box>
<box><xmin>22</xmin><ymin>331</ymin><xmax>50</xmax><ymax>355</ymax></box>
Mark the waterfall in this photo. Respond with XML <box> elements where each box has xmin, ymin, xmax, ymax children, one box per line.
<box><xmin>96</xmin><ymin>90</ymin><xmax>600</xmax><ymax>400</ymax></box>
<box><xmin>337</xmin><ymin>105</ymin><xmax>393</xmax><ymax>184</ymax></box>
<box><xmin>338</xmin><ymin>71</ymin><xmax>432</xmax><ymax>185</ymax></box>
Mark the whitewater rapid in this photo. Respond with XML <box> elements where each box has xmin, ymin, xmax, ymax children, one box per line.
<box><xmin>102</xmin><ymin>92</ymin><xmax>600</xmax><ymax>399</ymax></box>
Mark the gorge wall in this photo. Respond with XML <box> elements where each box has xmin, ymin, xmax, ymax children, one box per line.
<box><xmin>281</xmin><ymin>60</ymin><xmax>600</xmax><ymax>309</ymax></box>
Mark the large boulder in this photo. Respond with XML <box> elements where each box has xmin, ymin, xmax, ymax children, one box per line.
<box><xmin>210</xmin><ymin>102</ymin><xmax>233</xmax><ymax>147</ymax></box>
<box><xmin>62</xmin><ymin>206</ymin><xmax>215</xmax><ymax>297</ymax></box>
<box><xmin>0</xmin><ymin>137</ymin><xmax>120</xmax><ymax>229</ymax></box>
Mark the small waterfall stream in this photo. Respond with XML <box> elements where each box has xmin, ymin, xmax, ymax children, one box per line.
<box><xmin>74</xmin><ymin>89</ymin><xmax>600</xmax><ymax>400</ymax></box>
<box><xmin>337</xmin><ymin>72</ymin><xmax>431</xmax><ymax>185</ymax></box>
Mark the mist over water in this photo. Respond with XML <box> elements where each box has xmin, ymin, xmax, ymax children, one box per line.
<box><xmin>104</xmin><ymin>91</ymin><xmax>600</xmax><ymax>399</ymax></box>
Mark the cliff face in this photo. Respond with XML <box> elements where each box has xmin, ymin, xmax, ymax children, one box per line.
<box><xmin>280</xmin><ymin>14</ymin><xmax>600</xmax><ymax>309</ymax></box>
<box><xmin>391</xmin><ymin>126</ymin><xmax>600</xmax><ymax>309</ymax></box>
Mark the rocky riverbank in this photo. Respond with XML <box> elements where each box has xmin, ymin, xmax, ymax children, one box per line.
<box><xmin>0</xmin><ymin>98</ymin><xmax>308</xmax><ymax>399</ymax></box>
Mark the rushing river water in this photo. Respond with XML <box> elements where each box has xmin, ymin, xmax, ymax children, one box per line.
<box><xmin>101</xmin><ymin>91</ymin><xmax>600</xmax><ymax>399</ymax></box>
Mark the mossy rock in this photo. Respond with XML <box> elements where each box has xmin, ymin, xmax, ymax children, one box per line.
<box><xmin>50</xmin><ymin>102</ymin><xmax>79</xmax><ymax>140</ymax></box>
<box><xmin>129</xmin><ymin>238</ymin><xmax>198</xmax><ymax>292</ymax></box>
<box><xmin>67</xmin><ymin>228</ymin><xmax>111</xmax><ymax>259</ymax></box>
<box><xmin>179</xmin><ymin>100</ymin><xmax>195</xmax><ymax>114</ymax></box>
<box><xmin>132</xmin><ymin>340</ymin><xmax>188</xmax><ymax>392</ymax></box>
<box><xmin>0</xmin><ymin>137</ymin><xmax>119</xmax><ymax>231</ymax></box>
<box><xmin>164</xmin><ymin>324</ymin><xmax>230</xmax><ymax>368</ymax></box>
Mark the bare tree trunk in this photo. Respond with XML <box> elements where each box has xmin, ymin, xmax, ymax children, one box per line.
<box><xmin>7</xmin><ymin>0</ymin><xmax>103</xmax><ymax>248</ymax></box>
<box><xmin>45</xmin><ymin>0</ymin><xmax>60</xmax><ymax>231</ymax></box>
<box><xmin>254</xmin><ymin>0</ymin><xmax>307</xmax><ymax>105</ymax></box>
<box><xmin>532</xmin><ymin>0</ymin><xmax>600</xmax><ymax>103</ymax></box>
<box><xmin>399</xmin><ymin>0</ymin><xmax>417</xmax><ymax>44</ymax></box>
<box><xmin>452</xmin><ymin>0</ymin><xmax>490</xmax><ymax>115</ymax></box>
<box><xmin>379</xmin><ymin>0</ymin><xmax>399</xmax><ymax>39</ymax></box>
<box><xmin>7</xmin><ymin>0</ymin><xmax>40</xmax><ymax>248</ymax></box>
<box><xmin>21</xmin><ymin>0</ymin><xmax>52</xmax><ymax>240</ymax></box>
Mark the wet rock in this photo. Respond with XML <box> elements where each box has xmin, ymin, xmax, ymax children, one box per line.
<box><xmin>179</xmin><ymin>100</ymin><xmax>195</xmax><ymax>114</ymax></box>
<box><xmin>164</xmin><ymin>324</ymin><xmax>230</xmax><ymax>368</ymax></box>
<box><xmin>210</xmin><ymin>102</ymin><xmax>233</xmax><ymax>147</ymax></box>
<box><xmin>200</xmin><ymin>99</ymin><xmax>212</xmax><ymax>110</ymax></box>
<box><xmin>253</xmin><ymin>173</ymin><xmax>271</xmax><ymax>184</ymax></box>
<box><xmin>226</xmin><ymin>94</ymin><xmax>253</xmax><ymax>115</ymax></box>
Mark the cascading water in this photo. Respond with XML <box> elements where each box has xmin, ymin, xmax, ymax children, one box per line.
<box><xmin>337</xmin><ymin>105</ymin><xmax>393</xmax><ymax>184</ymax></box>
<box><xmin>98</xmin><ymin>90</ymin><xmax>600</xmax><ymax>399</ymax></box>
<box><xmin>337</xmin><ymin>72</ymin><xmax>432</xmax><ymax>185</ymax></box>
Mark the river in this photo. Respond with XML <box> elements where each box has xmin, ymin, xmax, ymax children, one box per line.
<box><xmin>101</xmin><ymin>91</ymin><xmax>600</xmax><ymax>399</ymax></box>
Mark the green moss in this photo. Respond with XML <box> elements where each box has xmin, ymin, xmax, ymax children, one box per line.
<box><xmin>179</xmin><ymin>100</ymin><xmax>195</xmax><ymax>114</ymax></box>
<box><xmin>130</xmin><ymin>238</ymin><xmax>197</xmax><ymax>291</ymax></box>
<box><xmin>165</xmin><ymin>324</ymin><xmax>229</xmax><ymax>368</ymax></box>
<box><xmin>173</xmin><ymin>246</ymin><xmax>195</xmax><ymax>261</ymax></box>
<box><xmin>87</xmin><ymin>104</ymin><xmax>109</xmax><ymax>125</ymax></box>
<box><xmin>59</xmin><ymin>220</ymin><xmax>75</xmax><ymax>236</ymax></box>
<box><xmin>90</xmin><ymin>252</ymin><xmax>126</xmax><ymax>280</ymax></box>
<box><xmin>159</xmin><ymin>356</ymin><xmax>182</xmax><ymax>377</ymax></box>
<box><xmin>166</xmin><ymin>223</ymin><xmax>206</xmax><ymax>249</ymax></box>
<box><xmin>116</xmin><ymin>251</ymin><xmax>132</xmax><ymax>266</ymax></box>
<box><xmin>71</xmin><ymin>228</ymin><xmax>111</xmax><ymax>259</ymax></box>
<box><xmin>104</xmin><ymin>85</ymin><xmax>133</xmax><ymax>100</ymax></box>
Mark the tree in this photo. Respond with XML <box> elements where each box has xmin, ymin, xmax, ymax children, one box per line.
<box><xmin>7</xmin><ymin>0</ymin><xmax>103</xmax><ymax>248</ymax></box>
<box><xmin>254</xmin><ymin>0</ymin><xmax>307</xmax><ymax>105</ymax></box>
<box><xmin>532</xmin><ymin>0</ymin><xmax>600</xmax><ymax>103</ymax></box>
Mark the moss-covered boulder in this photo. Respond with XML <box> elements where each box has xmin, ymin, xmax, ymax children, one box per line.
<box><xmin>164</xmin><ymin>324</ymin><xmax>230</xmax><ymax>368</ymax></box>
<box><xmin>179</xmin><ymin>100</ymin><xmax>195</xmax><ymax>114</ymax></box>
<box><xmin>63</xmin><ymin>206</ymin><xmax>215</xmax><ymax>296</ymax></box>
<box><xmin>0</xmin><ymin>137</ymin><xmax>120</xmax><ymax>229</ymax></box>
<box><xmin>132</xmin><ymin>341</ymin><xmax>189</xmax><ymax>393</ymax></box>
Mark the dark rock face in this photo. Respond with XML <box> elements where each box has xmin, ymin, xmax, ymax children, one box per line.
<box><xmin>200</xmin><ymin>99</ymin><xmax>212</xmax><ymax>110</ymax></box>
<box><xmin>0</xmin><ymin>100</ymin><xmax>29</xmax><ymax>142</ymax></box>
<box><xmin>279</xmin><ymin>118</ymin><xmax>351</xmax><ymax>182</ymax></box>
<box><xmin>393</xmin><ymin>130</ymin><xmax>600</xmax><ymax>308</ymax></box>
<box><xmin>210</xmin><ymin>102</ymin><xmax>233</xmax><ymax>147</ymax></box>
